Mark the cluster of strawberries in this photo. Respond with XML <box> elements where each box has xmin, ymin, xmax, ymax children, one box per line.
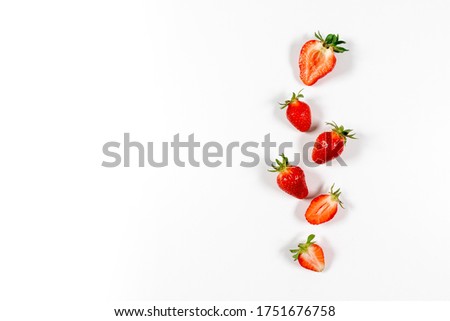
<box><xmin>270</xmin><ymin>32</ymin><xmax>356</xmax><ymax>272</ymax></box>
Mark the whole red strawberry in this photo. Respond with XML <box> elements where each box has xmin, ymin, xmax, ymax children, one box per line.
<box><xmin>312</xmin><ymin>121</ymin><xmax>356</xmax><ymax>164</ymax></box>
<box><xmin>299</xmin><ymin>31</ymin><xmax>348</xmax><ymax>86</ymax></box>
<box><xmin>305</xmin><ymin>184</ymin><xmax>344</xmax><ymax>225</ymax></box>
<box><xmin>269</xmin><ymin>154</ymin><xmax>308</xmax><ymax>199</ymax></box>
<box><xmin>290</xmin><ymin>234</ymin><xmax>325</xmax><ymax>272</ymax></box>
<box><xmin>279</xmin><ymin>89</ymin><xmax>311</xmax><ymax>132</ymax></box>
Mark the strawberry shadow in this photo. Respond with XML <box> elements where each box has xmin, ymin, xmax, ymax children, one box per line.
<box><xmin>305</xmin><ymin>97</ymin><xmax>324</xmax><ymax>132</ymax></box>
<box><xmin>295</xmin><ymin>172</ymin><xmax>326</xmax><ymax>225</ymax></box>
<box><xmin>294</xmin><ymin>181</ymin><xmax>324</xmax><ymax>222</ymax></box>
<box><xmin>330</xmin><ymin>190</ymin><xmax>353</xmax><ymax>225</ymax></box>
<box><xmin>292</xmin><ymin>163</ymin><xmax>324</xmax><ymax>225</ymax></box>
<box><xmin>339</xmin><ymin>128</ymin><xmax>364</xmax><ymax>164</ymax></box>
<box><xmin>326</xmin><ymin>40</ymin><xmax>354</xmax><ymax>82</ymax></box>
<box><xmin>271</xmin><ymin>92</ymin><xmax>290</xmax><ymax>127</ymax></box>
<box><xmin>280</xmin><ymin>234</ymin><xmax>304</xmax><ymax>265</ymax></box>
<box><xmin>294</xmin><ymin>199</ymin><xmax>309</xmax><ymax>224</ymax></box>
<box><xmin>294</xmin><ymin>130</ymin><xmax>325</xmax><ymax>199</ymax></box>
<box><xmin>302</xmin><ymin>167</ymin><xmax>323</xmax><ymax>200</ymax></box>
<box><xmin>259</xmin><ymin>164</ymin><xmax>281</xmax><ymax>193</ymax></box>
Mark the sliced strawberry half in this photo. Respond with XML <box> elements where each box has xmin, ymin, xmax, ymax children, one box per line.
<box><xmin>299</xmin><ymin>31</ymin><xmax>348</xmax><ymax>86</ymax></box>
<box><xmin>290</xmin><ymin>234</ymin><xmax>325</xmax><ymax>272</ymax></box>
<box><xmin>305</xmin><ymin>184</ymin><xmax>344</xmax><ymax>225</ymax></box>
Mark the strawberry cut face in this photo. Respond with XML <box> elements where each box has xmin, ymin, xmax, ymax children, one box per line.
<box><xmin>290</xmin><ymin>234</ymin><xmax>325</xmax><ymax>272</ymax></box>
<box><xmin>299</xmin><ymin>32</ymin><xmax>348</xmax><ymax>86</ymax></box>
<box><xmin>305</xmin><ymin>195</ymin><xmax>338</xmax><ymax>224</ymax></box>
<box><xmin>300</xmin><ymin>40</ymin><xmax>336</xmax><ymax>86</ymax></box>
<box><xmin>299</xmin><ymin>244</ymin><xmax>325</xmax><ymax>272</ymax></box>
<box><xmin>305</xmin><ymin>184</ymin><xmax>343</xmax><ymax>225</ymax></box>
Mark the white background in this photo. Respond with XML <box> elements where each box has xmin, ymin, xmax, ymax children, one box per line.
<box><xmin>1</xmin><ymin>0</ymin><xmax>450</xmax><ymax>319</ymax></box>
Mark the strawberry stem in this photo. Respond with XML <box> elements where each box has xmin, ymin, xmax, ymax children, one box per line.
<box><xmin>268</xmin><ymin>153</ymin><xmax>289</xmax><ymax>172</ymax></box>
<box><xmin>279</xmin><ymin>89</ymin><xmax>305</xmax><ymax>109</ymax></box>
<box><xmin>290</xmin><ymin>234</ymin><xmax>315</xmax><ymax>261</ymax></box>
<box><xmin>330</xmin><ymin>183</ymin><xmax>344</xmax><ymax>208</ymax></box>
<box><xmin>315</xmin><ymin>31</ymin><xmax>348</xmax><ymax>53</ymax></box>
<box><xmin>326</xmin><ymin>121</ymin><xmax>357</xmax><ymax>143</ymax></box>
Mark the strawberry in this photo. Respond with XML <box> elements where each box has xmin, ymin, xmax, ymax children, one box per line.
<box><xmin>299</xmin><ymin>31</ymin><xmax>348</xmax><ymax>86</ymax></box>
<box><xmin>312</xmin><ymin>121</ymin><xmax>356</xmax><ymax>164</ymax></box>
<box><xmin>269</xmin><ymin>154</ymin><xmax>308</xmax><ymax>199</ymax></box>
<box><xmin>290</xmin><ymin>234</ymin><xmax>325</xmax><ymax>272</ymax></box>
<box><xmin>279</xmin><ymin>89</ymin><xmax>311</xmax><ymax>132</ymax></box>
<box><xmin>305</xmin><ymin>184</ymin><xmax>344</xmax><ymax>225</ymax></box>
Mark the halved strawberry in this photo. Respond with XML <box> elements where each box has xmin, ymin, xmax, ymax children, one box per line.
<box><xmin>290</xmin><ymin>234</ymin><xmax>325</xmax><ymax>272</ymax></box>
<box><xmin>279</xmin><ymin>89</ymin><xmax>311</xmax><ymax>132</ymax></box>
<box><xmin>305</xmin><ymin>184</ymin><xmax>344</xmax><ymax>225</ymax></box>
<box><xmin>299</xmin><ymin>31</ymin><xmax>348</xmax><ymax>86</ymax></box>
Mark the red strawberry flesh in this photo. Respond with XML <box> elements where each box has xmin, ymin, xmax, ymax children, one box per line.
<box><xmin>299</xmin><ymin>244</ymin><xmax>325</xmax><ymax>272</ymax></box>
<box><xmin>299</xmin><ymin>32</ymin><xmax>348</xmax><ymax>86</ymax></box>
<box><xmin>290</xmin><ymin>234</ymin><xmax>325</xmax><ymax>272</ymax></box>
<box><xmin>305</xmin><ymin>184</ymin><xmax>343</xmax><ymax>225</ymax></box>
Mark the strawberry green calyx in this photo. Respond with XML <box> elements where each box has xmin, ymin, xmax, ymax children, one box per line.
<box><xmin>290</xmin><ymin>234</ymin><xmax>315</xmax><ymax>261</ymax></box>
<box><xmin>314</xmin><ymin>31</ymin><xmax>348</xmax><ymax>53</ymax></box>
<box><xmin>329</xmin><ymin>183</ymin><xmax>344</xmax><ymax>208</ymax></box>
<box><xmin>326</xmin><ymin>121</ymin><xmax>357</xmax><ymax>143</ymax></box>
<box><xmin>268</xmin><ymin>153</ymin><xmax>289</xmax><ymax>172</ymax></box>
<box><xmin>279</xmin><ymin>89</ymin><xmax>305</xmax><ymax>109</ymax></box>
